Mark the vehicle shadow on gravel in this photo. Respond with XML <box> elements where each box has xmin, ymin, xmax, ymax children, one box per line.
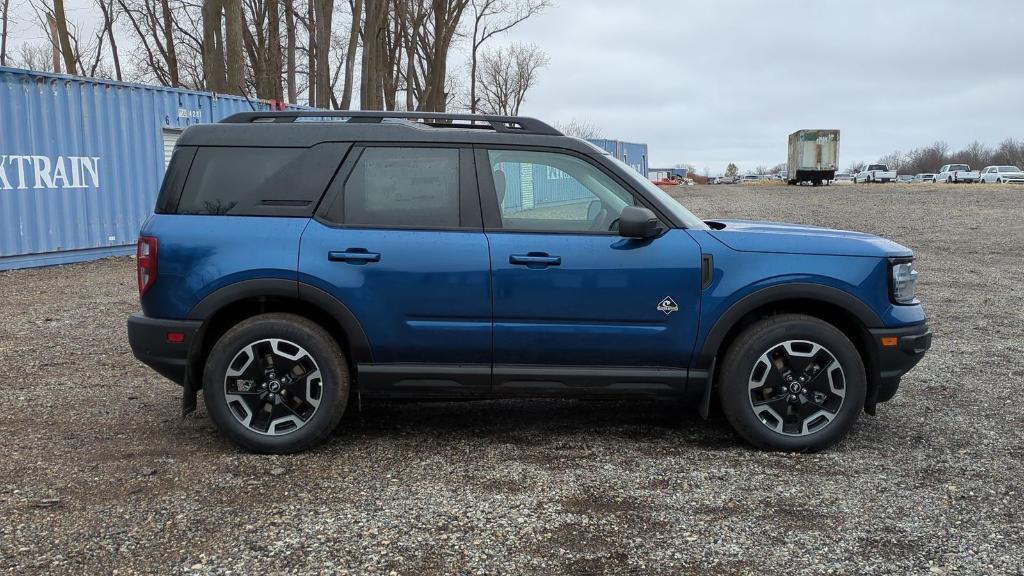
<box><xmin>330</xmin><ymin>398</ymin><xmax>740</xmax><ymax>450</ymax></box>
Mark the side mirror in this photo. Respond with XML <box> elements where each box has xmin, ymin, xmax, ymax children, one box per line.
<box><xmin>618</xmin><ymin>206</ymin><xmax>661</xmax><ymax>239</ymax></box>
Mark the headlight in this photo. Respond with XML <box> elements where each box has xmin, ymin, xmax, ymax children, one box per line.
<box><xmin>891</xmin><ymin>260</ymin><xmax>918</xmax><ymax>304</ymax></box>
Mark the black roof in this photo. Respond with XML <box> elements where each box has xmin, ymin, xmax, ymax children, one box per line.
<box><xmin>178</xmin><ymin>111</ymin><xmax>585</xmax><ymax>150</ymax></box>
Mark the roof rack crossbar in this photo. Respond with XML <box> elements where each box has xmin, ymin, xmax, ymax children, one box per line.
<box><xmin>220</xmin><ymin>110</ymin><xmax>563</xmax><ymax>136</ymax></box>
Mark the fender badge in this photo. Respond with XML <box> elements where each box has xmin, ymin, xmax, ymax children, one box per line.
<box><xmin>657</xmin><ymin>296</ymin><xmax>679</xmax><ymax>314</ymax></box>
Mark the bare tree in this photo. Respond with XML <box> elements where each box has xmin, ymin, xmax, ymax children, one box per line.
<box><xmin>224</xmin><ymin>0</ymin><xmax>244</xmax><ymax>91</ymax></box>
<box><xmin>339</xmin><ymin>0</ymin><xmax>360</xmax><ymax>108</ymax></box>
<box><xmin>555</xmin><ymin>117</ymin><xmax>601</xmax><ymax>139</ymax></box>
<box><xmin>12</xmin><ymin>42</ymin><xmax>55</xmax><ymax>71</ymax></box>
<box><xmin>51</xmin><ymin>0</ymin><xmax>76</xmax><ymax>73</ymax></box>
<box><xmin>284</xmin><ymin>0</ymin><xmax>296</xmax><ymax>100</ymax></box>
<box><xmin>313</xmin><ymin>0</ymin><xmax>332</xmax><ymax>106</ymax></box>
<box><xmin>202</xmin><ymin>0</ymin><xmax>227</xmax><ymax>91</ymax></box>
<box><xmin>97</xmin><ymin>0</ymin><xmax>123</xmax><ymax>80</ymax></box>
<box><xmin>467</xmin><ymin>0</ymin><xmax>547</xmax><ymax>113</ymax></box>
<box><xmin>117</xmin><ymin>0</ymin><xmax>189</xmax><ymax>86</ymax></box>
<box><xmin>1</xmin><ymin>0</ymin><xmax>10</xmax><ymax>66</ymax></box>
<box><xmin>476</xmin><ymin>42</ymin><xmax>546</xmax><ymax>115</ymax></box>
<box><xmin>846</xmin><ymin>160</ymin><xmax>866</xmax><ymax>174</ymax></box>
<box><xmin>418</xmin><ymin>0</ymin><xmax>469</xmax><ymax>111</ymax></box>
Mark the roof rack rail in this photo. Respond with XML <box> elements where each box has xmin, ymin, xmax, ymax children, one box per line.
<box><xmin>220</xmin><ymin>110</ymin><xmax>563</xmax><ymax>136</ymax></box>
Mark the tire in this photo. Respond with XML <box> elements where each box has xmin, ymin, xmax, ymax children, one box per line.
<box><xmin>997</xmin><ymin>178</ymin><xmax>1003</xmax><ymax>184</ymax></box>
<box><xmin>718</xmin><ymin>314</ymin><xmax>866</xmax><ymax>452</ymax></box>
<box><xmin>947</xmin><ymin>177</ymin><xmax>953</xmax><ymax>183</ymax></box>
<box><xmin>203</xmin><ymin>313</ymin><xmax>349</xmax><ymax>454</ymax></box>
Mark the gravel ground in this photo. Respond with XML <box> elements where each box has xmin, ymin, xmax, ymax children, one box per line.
<box><xmin>1</xmin><ymin>183</ymin><xmax>1022</xmax><ymax>575</ymax></box>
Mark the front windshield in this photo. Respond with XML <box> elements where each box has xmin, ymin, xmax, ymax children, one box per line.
<box><xmin>1000</xmin><ymin>166</ymin><xmax>1022</xmax><ymax>172</ymax></box>
<box><xmin>604</xmin><ymin>154</ymin><xmax>709</xmax><ymax>229</ymax></box>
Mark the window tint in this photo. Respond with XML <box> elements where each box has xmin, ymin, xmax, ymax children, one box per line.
<box><xmin>176</xmin><ymin>144</ymin><xmax>345</xmax><ymax>216</ymax></box>
<box><xmin>340</xmin><ymin>147</ymin><xmax>460</xmax><ymax>228</ymax></box>
<box><xmin>486</xmin><ymin>149</ymin><xmax>635</xmax><ymax>232</ymax></box>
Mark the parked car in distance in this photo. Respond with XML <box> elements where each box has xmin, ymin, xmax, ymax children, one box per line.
<box><xmin>979</xmin><ymin>165</ymin><xmax>1024</xmax><ymax>184</ymax></box>
<box><xmin>912</xmin><ymin>173</ymin><xmax>936</xmax><ymax>183</ymax></box>
<box><xmin>853</xmin><ymin>164</ymin><xmax>897</xmax><ymax>183</ymax></box>
<box><xmin>895</xmin><ymin>175</ymin><xmax>914</xmax><ymax>184</ymax></box>
<box><xmin>128</xmin><ymin>111</ymin><xmax>931</xmax><ymax>454</ymax></box>
<box><xmin>832</xmin><ymin>172</ymin><xmax>853</xmax><ymax>183</ymax></box>
<box><xmin>740</xmin><ymin>174</ymin><xmax>763</xmax><ymax>183</ymax></box>
<box><xmin>936</xmin><ymin>164</ymin><xmax>980</xmax><ymax>183</ymax></box>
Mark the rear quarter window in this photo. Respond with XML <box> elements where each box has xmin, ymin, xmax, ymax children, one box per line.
<box><xmin>173</xmin><ymin>144</ymin><xmax>349</xmax><ymax>216</ymax></box>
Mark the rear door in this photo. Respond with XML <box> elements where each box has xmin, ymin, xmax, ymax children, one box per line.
<box><xmin>476</xmin><ymin>147</ymin><xmax>703</xmax><ymax>396</ymax></box>
<box><xmin>299</xmin><ymin>145</ymin><xmax>492</xmax><ymax>396</ymax></box>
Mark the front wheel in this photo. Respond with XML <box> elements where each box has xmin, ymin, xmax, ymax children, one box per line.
<box><xmin>203</xmin><ymin>313</ymin><xmax>349</xmax><ymax>453</ymax></box>
<box><xmin>718</xmin><ymin>314</ymin><xmax>866</xmax><ymax>452</ymax></box>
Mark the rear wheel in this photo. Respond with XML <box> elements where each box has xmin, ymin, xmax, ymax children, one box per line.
<box><xmin>719</xmin><ymin>314</ymin><xmax>866</xmax><ymax>451</ymax></box>
<box><xmin>203</xmin><ymin>313</ymin><xmax>349</xmax><ymax>453</ymax></box>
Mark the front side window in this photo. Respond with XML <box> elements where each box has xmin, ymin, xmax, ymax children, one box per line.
<box><xmin>341</xmin><ymin>147</ymin><xmax>460</xmax><ymax>228</ymax></box>
<box><xmin>485</xmin><ymin>149</ymin><xmax>634</xmax><ymax>232</ymax></box>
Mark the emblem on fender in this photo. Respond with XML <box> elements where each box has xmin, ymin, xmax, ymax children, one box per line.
<box><xmin>657</xmin><ymin>296</ymin><xmax>679</xmax><ymax>314</ymax></box>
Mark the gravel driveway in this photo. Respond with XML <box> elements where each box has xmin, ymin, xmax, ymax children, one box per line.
<box><xmin>1</xmin><ymin>183</ymin><xmax>1022</xmax><ymax>575</ymax></box>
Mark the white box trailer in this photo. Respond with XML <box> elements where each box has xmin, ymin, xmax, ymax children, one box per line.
<box><xmin>787</xmin><ymin>129</ymin><xmax>840</xmax><ymax>186</ymax></box>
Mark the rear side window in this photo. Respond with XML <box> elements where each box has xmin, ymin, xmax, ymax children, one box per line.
<box><xmin>174</xmin><ymin>144</ymin><xmax>348</xmax><ymax>216</ymax></box>
<box><xmin>337</xmin><ymin>147</ymin><xmax>460</xmax><ymax>228</ymax></box>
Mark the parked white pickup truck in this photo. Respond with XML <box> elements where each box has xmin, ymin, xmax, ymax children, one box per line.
<box><xmin>853</xmin><ymin>164</ymin><xmax>897</xmax><ymax>183</ymax></box>
<box><xmin>936</xmin><ymin>164</ymin><xmax>980</xmax><ymax>183</ymax></box>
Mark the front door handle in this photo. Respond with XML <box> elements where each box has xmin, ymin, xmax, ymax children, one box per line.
<box><xmin>509</xmin><ymin>253</ymin><xmax>561</xmax><ymax>268</ymax></box>
<box><xmin>329</xmin><ymin>249</ymin><xmax>381</xmax><ymax>264</ymax></box>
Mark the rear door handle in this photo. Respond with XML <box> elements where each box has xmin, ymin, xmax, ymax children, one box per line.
<box><xmin>328</xmin><ymin>249</ymin><xmax>381</xmax><ymax>264</ymax></box>
<box><xmin>509</xmin><ymin>253</ymin><xmax>561</xmax><ymax>267</ymax></box>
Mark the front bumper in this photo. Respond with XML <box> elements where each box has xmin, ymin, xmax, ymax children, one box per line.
<box><xmin>127</xmin><ymin>312</ymin><xmax>202</xmax><ymax>385</ymax></box>
<box><xmin>867</xmin><ymin>323</ymin><xmax>932</xmax><ymax>407</ymax></box>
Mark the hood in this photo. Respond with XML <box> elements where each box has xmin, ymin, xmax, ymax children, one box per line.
<box><xmin>706</xmin><ymin>219</ymin><xmax>913</xmax><ymax>258</ymax></box>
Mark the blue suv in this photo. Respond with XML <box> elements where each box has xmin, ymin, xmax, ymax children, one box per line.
<box><xmin>127</xmin><ymin>111</ymin><xmax>931</xmax><ymax>453</ymax></box>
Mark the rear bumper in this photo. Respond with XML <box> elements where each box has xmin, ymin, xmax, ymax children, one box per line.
<box><xmin>127</xmin><ymin>312</ymin><xmax>201</xmax><ymax>385</ymax></box>
<box><xmin>868</xmin><ymin>323</ymin><xmax>932</xmax><ymax>405</ymax></box>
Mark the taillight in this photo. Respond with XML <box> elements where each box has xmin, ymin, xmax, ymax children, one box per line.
<box><xmin>137</xmin><ymin>236</ymin><xmax>158</xmax><ymax>298</ymax></box>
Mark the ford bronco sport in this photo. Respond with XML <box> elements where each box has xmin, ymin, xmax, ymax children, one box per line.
<box><xmin>127</xmin><ymin>111</ymin><xmax>931</xmax><ymax>453</ymax></box>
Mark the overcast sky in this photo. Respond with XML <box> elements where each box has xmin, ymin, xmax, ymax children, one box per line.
<box><xmin>6</xmin><ymin>0</ymin><xmax>1022</xmax><ymax>173</ymax></box>
<box><xmin>501</xmin><ymin>0</ymin><xmax>1024</xmax><ymax>172</ymax></box>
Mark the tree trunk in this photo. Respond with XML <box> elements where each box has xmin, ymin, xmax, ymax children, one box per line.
<box><xmin>46</xmin><ymin>13</ymin><xmax>61</xmax><ymax>73</ymax></box>
<box><xmin>268</xmin><ymin>0</ymin><xmax>283</xmax><ymax>100</ymax></box>
<box><xmin>1</xmin><ymin>0</ymin><xmax>10</xmax><ymax>67</ymax></box>
<box><xmin>314</xmin><ymin>0</ymin><xmax>333</xmax><ymax>108</ymax></box>
<box><xmin>339</xmin><ymin>0</ymin><xmax>361</xmax><ymax>110</ymax></box>
<box><xmin>100</xmin><ymin>0</ymin><xmax>122</xmax><ymax>80</ymax></box>
<box><xmin>202</xmin><ymin>0</ymin><xmax>226</xmax><ymax>92</ymax></box>
<box><xmin>224</xmin><ymin>0</ymin><xmax>245</xmax><ymax>94</ymax></box>
<box><xmin>306</xmin><ymin>0</ymin><xmax>316</xmax><ymax>105</ymax></box>
<box><xmin>159</xmin><ymin>0</ymin><xmax>179</xmax><ymax>86</ymax></box>
<box><xmin>284</xmin><ymin>0</ymin><xmax>296</xmax><ymax>102</ymax></box>
<box><xmin>52</xmin><ymin>0</ymin><xmax>77</xmax><ymax>75</ymax></box>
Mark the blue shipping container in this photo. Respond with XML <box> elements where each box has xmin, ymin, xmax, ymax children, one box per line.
<box><xmin>587</xmin><ymin>139</ymin><xmax>649</xmax><ymax>178</ymax></box>
<box><xmin>0</xmin><ymin>66</ymin><xmax>298</xmax><ymax>270</ymax></box>
<box><xmin>496</xmin><ymin>139</ymin><xmax>651</xmax><ymax>214</ymax></box>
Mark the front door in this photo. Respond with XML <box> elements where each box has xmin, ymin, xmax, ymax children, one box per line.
<box><xmin>476</xmin><ymin>147</ymin><xmax>703</xmax><ymax>396</ymax></box>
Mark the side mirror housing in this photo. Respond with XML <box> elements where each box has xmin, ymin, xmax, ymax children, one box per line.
<box><xmin>618</xmin><ymin>206</ymin><xmax>661</xmax><ymax>239</ymax></box>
